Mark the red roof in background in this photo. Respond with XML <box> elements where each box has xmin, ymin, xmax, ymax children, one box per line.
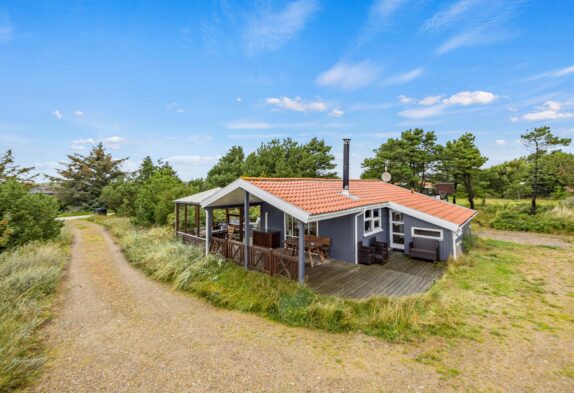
<box><xmin>243</xmin><ymin>177</ymin><xmax>475</xmax><ymax>226</ymax></box>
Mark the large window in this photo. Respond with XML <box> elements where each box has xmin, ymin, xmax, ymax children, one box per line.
<box><xmin>285</xmin><ymin>214</ymin><xmax>318</xmax><ymax>239</ymax></box>
<box><xmin>411</xmin><ymin>227</ymin><xmax>443</xmax><ymax>240</ymax></box>
<box><xmin>364</xmin><ymin>207</ymin><xmax>382</xmax><ymax>236</ymax></box>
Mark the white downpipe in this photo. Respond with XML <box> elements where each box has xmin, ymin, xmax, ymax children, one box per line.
<box><xmin>452</xmin><ymin>230</ymin><xmax>457</xmax><ymax>259</ymax></box>
<box><xmin>354</xmin><ymin>212</ymin><xmax>362</xmax><ymax>264</ymax></box>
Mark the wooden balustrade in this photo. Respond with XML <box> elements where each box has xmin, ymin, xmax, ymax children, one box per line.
<box><xmin>177</xmin><ymin>232</ymin><xmax>206</xmax><ymax>248</ymax></box>
<box><xmin>208</xmin><ymin>237</ymin><xmax>299</xmax><ymax>281</ymax></box>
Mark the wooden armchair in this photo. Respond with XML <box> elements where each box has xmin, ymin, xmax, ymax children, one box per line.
<box><xmin>227</xmin><ymin>224</ymin><xmax>238</xmax><ymax>240</ymax></box>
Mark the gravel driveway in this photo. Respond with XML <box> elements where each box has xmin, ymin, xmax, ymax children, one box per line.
<box><xmin>30</xmin><ymin>220</ymin><xmax>445</xmax><ymax>393</ymax></box>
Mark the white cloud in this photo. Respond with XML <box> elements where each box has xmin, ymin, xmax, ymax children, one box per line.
<box><xmin>521</xmin><ymin>101</ymin><xmax>574</xmax><ymax>121</ymax></box>
<box><xmin>266</xmin><ymin>96</ymin><xmax>328</xmax><ymax>113</ymax></box>
<box><xmin>236</xmin><ymin>97</ymin><xmax>242</xmax><ymax>102</ymax></box>
<box><xmin>383</xmin><ymin>67</ymin><xmax>424</xmax><ymax>85</ymax></box>
<box><xmin>328</xmin><ymin>108</ymin><xmax>344</xmax><ymax>118</ymax></box>
<box><xmin>244</xmin><ymin>0</ymin><xmax>319</xmax><ymax>54</ymax></box>
<box><xmin>72</xmin><ymin>138</ymin><xmax>96</xmax><ymax>145</ymax></box>
<box><xmin>398</xmin><ymin>105</ymin><xmax>446</xmax><ymax>119</ymax></box>
<box><xmin>356</xmin><ymin>0</ymin><xmax>407</xmax><ymax>45</ymax></box>
<box><xmin>74</xmin><ymin>110</ymin><xmax>84</xmax><ymax>117</ymax></box>
<box><xmin>167</xmin><ymin>102</ymin><xmax>186</xmax><ymax>113</ymax></box>
<box><xmin>422</xmin><ymin>0</ymin><xmax>479</xmax><ymax>31</ymax></box>
<box><xmin>164</xmin><ymin>155</ymin><xmax>219</xmax><ymax>166</ymax></box>
<box><xmin>0</xmin><ymin>14</ymin><xmax>13</xmax><ymax>44</ymax></box>
<box><xmin>101</xmin><ymin>136</ymin><xmax>128</xmax><ymax>149</ymax></box>
<box><xmin>554</xmin><ymin>65</ymin><xmax>574</xmax><ymax>77</ymax></box>
<box><xmin>436</xmin><ymin>27</ymin><xmax>487</xmax><ymax>54</ymax></box>
<box><xmin>495</xmin><ymin>139</ymin><xmax>507</xmax><ymax>145</ymax></box>
<box><xmin>529</xmin><ymin>64</ymin><xmax>574</xmax><ymax>80</ymax></box>
<box><xmin>398</xmin><ymin>95</ymin><xmax>415</xmax><ymax>104</ymax></box>
<box><xmin>52</xmin><ymin>110</ymin><xmax>63</xmax><ymax>119</ymax></box>
<box><xmin>69</xmin><ymin>136</ymin><xmax>127</xmax><ymax>151</ymax></box>
<box><xmin>442</xmin><ymin>90</ymin><xmax>497</xmax><ymax>106</ymax></box>
<box><xmin>316</xmin><ymin>61</ymin><xmax>379</xmax><ymax>91</ymax></box>
<box><xmin>419</xmin><ymin>95</ymin><xmax>443</xmax><ymax>106</ymax></box>
<box><xmin>430</xmin><ymin>1</ymin><xmax>524</xmax><ymax>54</ymax></box>
<box><xmin>398</xmin><ymin>90</ymin><xmax>497</xmax><ymax>119</ymax></box>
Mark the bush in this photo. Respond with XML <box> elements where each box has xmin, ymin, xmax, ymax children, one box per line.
<box><xmin>490</xmin><ymin>203</ymin><xmax>574</xmax><ymax>234</ymax></box>
<box><xmin>0</xmin><ymin>181</ymin><xmax>63</xmax><ymax>251</ymax></box>
<box><xmin>0</xmin><ymin>230</ymin><xmax>70</xmax><ymax>391</ymax></box>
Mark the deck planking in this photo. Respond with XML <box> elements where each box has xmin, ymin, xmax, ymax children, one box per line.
<box><xmin>306</xmin><ymin>251</ymin><xmax>445</xmax><ymax>298</ymax></box>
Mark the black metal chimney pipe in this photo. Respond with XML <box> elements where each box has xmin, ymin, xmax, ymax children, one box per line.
<box><xmin>343</xmin><ymin>138</ymin><xmax>350</xmax><ymax>192</ymax></box>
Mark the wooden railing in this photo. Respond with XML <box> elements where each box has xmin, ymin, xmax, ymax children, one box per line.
<box><xmin>209</xmin><ymin>236</ymin><xmax>227</xmax><ymax>258</ymax></box>
<box><xmin>177</xmin><ymin>232</ymin><xmax>205</xmax><ymax>248</ymax></box>
<box><xmin>208</xmin><ymin>237</ymin><xmax>299</xmax><ymax>281</ymax></box>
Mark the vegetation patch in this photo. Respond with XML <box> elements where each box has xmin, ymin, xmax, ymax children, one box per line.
<box><xmin>0</xmin><ymin>230</ymin><xmax>71</xmax><ymax>392</ymax></box>
<box><xmin>96</xmin><ymin>217</ymin><xmax>550</xmax><ymax>344</ymax></box>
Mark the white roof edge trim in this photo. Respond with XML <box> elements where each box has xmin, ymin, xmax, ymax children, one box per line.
<box><xmin>201</xmin><ymin>178</ymin><xmax>310</xmax><ymax>223</ymax></box>
<box><xmin>308</xmin><ymin>201</ymin><xmax>470</xmax><ymax>231</ymax></box>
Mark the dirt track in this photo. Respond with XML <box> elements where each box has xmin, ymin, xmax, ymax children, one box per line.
<box><xmin>30</xmin><ymin>221</ymin><xmax>574</xmax><ymax>392</ymax></box>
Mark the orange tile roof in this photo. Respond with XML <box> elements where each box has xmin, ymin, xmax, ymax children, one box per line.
<box><xmin>243</xmin><ymin>177</ymin><xmax>475</xmax><ymax>226</ymax></box>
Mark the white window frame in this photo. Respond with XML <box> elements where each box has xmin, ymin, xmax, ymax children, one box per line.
<box><xmin>363</xmin><ymin>207</ymin><xmax>383</xmax><ymax>237</ymax></box>
<box><xmin>284</xmin><ymin>213</ymin><xmax>319</xmax><ymax>240</ymax></box>
<box><xmin>411</xmin><ymin>226</ymin><xmax>443</xmax><ymax>241</ymax></box>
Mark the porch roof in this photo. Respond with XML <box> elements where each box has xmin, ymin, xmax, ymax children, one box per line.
<box><xmin>174</xmin><ymin>187</ymin><xmax>222</xmax><ymax>205</ymax></box>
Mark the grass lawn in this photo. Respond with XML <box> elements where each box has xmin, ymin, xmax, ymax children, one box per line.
<box><xmin>0</xmin><ymin>230</ymin><xmax>71</xmax><ymax>392</ymax></box>
<box><xmin>93</xmin><ymin>217</ymin><xmax>574</xmax><ymax>349</ymax></box>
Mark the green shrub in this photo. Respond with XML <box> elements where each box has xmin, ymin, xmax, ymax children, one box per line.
<box><xmin>0</xmin><ymin>230</ymin><xmax>70</xmax><ymax>391</ymax></box>
<box><xmin>0</xmin><ymin>181</ymin><xmax>63</xmax><ymax>251</ymax></box>
<box><xmin>490</xmin><ymin>203</ymin><xmax>574</xmax><ymax>234</ymax></box>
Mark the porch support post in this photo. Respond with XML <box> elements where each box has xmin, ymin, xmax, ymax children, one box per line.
<box><xmin>205</xmin><ymin>207</ymin><xmax>213</xmax><ymax>255</ymax></box>
<box><xmin>195</xmin><ymin>205</ymin><xmax>200</xmax><ymax>237</ymax></box>
<box><xmin>243</xmin><ymin>190</ymin><xmax>250</xmax><ymax>269</ymax></box>
<box><xmin>175</xmin><ymin>203</ymin><xmax>179</xmax><ymax>236</ymax></box>
<box><xmin>184</xmin><ymin>204</ymin><xmax>188</xmax><ymax>235</ymax></box>
<box><xmin>298</xmin><ymin>220</ymin><xmax>305</xmax><ymax>283</ymax></box>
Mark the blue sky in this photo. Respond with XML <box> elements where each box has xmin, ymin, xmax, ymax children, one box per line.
<box><xmin>1</xmin><ymin>0</ymin><xmax>574</xmax><ymax>180</ymax></box>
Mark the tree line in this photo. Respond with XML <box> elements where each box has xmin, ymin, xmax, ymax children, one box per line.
<box><xmin>0</xmin><ymin>125</ymin><xmax>569</xmax><ymax>244</ymax></box>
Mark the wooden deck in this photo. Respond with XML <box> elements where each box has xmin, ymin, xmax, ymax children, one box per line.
<box><xmin>306</xmin><ymin>251</ymin><xmax>445</xmax><ymax>298</ymax></box>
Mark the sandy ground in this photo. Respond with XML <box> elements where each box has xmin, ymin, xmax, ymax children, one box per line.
<box><xmin>476</xmin><ymin>228</ymin><xmax>572</xmax><ymax>248</ymax></box>
<box><xmin>30</xmin><ymin>221</ymin><xmax>574</xmax><ymax>392</ymax></box>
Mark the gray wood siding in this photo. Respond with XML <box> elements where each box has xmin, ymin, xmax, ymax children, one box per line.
<box><xmin>403</xmin><ymin>215</ymin><xmax>452</xmax><ymax>261</ymax></box>
<box><xmin>317</xmin><ymin>214</ymin><xmax>356</xmax><ymax>263</ymax></box>
<box><xmin>357</xmin><ymin>207</ymin><xmax>390</xmax><ymax>247</ymax></box>
<box><xmin>260</xmin><ymin>202</ymin><xmax>285</xmax><ymax>240</ymax></box>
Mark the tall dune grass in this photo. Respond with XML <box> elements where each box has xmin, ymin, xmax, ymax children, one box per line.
<box><xmin>0</xmin><ymin>229</ymin><xmax>71</xmax><ymax>392</ymax></box>
<box><xmin>97</xmin><ymin>217</ymin><xmax>471</xmax><ymax>341</ymax></box>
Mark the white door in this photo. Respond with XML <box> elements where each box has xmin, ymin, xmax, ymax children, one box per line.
<box><xmin>389</xmin><ymin>210</ymin><xmax>405</xmax><ymax>250</ymax></box>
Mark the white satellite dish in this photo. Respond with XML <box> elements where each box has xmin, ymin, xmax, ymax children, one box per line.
<box><xmin>381</xmin><ymin>172</ymin><xmax>392</xmax><ymax>183</ymax></box>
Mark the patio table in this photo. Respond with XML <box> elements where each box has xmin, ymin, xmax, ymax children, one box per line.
<box><xmin>283</xmin><ymin>238</ymin><xmax>325</xmax><ymax>267</ymax></box>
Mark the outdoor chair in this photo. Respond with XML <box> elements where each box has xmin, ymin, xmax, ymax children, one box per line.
<box><xmin>357</xmin><ymin>242</ymin><xmax>384</xmax><ymax>265</ymax></box>
<box><xmin>227</xmin><ymin>224</ymin><xmax>239</xmax><ymax>240</ymax></box>
<box><xmin>408</xmin><ymin>237</ymin><xmax>440</xmax><ymax>262</ymax></box>
<box><xmin>372</xmin><ymin>240</ymin><xmax>389</xmax><ymax>262</ymax></box>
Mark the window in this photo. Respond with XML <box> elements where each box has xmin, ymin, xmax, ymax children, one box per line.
<box><xmin>363</xmin><ymin>207</ymin><xmax>382</xmax><ymax>236</ymax></box>
<box><xmin>285</xmin><ymin>214</ymin><xmax>318</xmax><ymax>239</ymax></box>
<box><xmin>411</xmin><ymin>227</ymin><xmax>443</xmax><ymax>240</ymax></box>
